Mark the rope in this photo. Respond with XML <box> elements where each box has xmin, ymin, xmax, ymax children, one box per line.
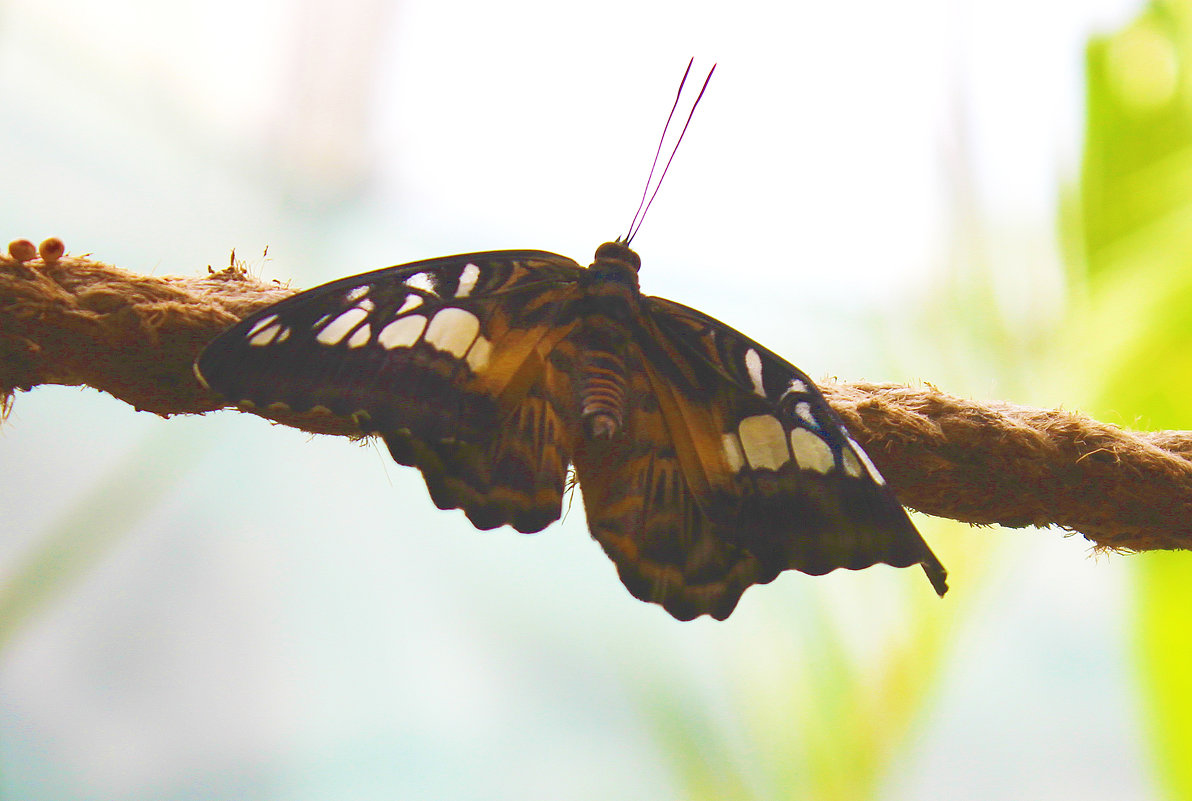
<box><xmin>3</xmin><ymin>248</ymin><xmax>1189</xmax><ymax>551</ymax></box>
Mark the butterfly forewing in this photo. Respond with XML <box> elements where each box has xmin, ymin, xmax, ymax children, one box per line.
<box><xmin>643</xmin><ymin>297</ymin><xmax>947</xmax><ymax>595</ymax></box>
<box><xmin>196</xmin><ymin>251</ymin><xmax>587</xmax><ymax>533</ymax></box>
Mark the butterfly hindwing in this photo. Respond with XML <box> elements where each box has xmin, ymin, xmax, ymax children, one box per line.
<box><xmin>570</xmin><ymin>342</ymin><xmax>770</xmax><ymax>620</ymax></box>
<box><xmin>196</xmin><ymin>250</ymin><xmax>586</xmax><ymax>533</ymax></box>
<box><xmin>382</xmin><ymin>361</ymin><xmax>579</xmax><ymax>533</ymax></box>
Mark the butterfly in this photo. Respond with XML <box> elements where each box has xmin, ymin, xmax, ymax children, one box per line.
<box><xmin>195</xmin><ymin>239</ymin><xmax>948</xmax><ymax>620</ymax></box>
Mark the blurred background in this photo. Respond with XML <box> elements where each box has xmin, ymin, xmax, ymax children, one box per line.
<box><xmin>2</xmin><ymin>0</ymin><xmax>1190</xmax><ymax>798</ymax></box>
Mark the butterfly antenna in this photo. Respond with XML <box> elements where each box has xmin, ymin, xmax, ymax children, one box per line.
<box><xmin>625</xmin><ymin>61</ymin><xmax>716</xmax><ymax>244</ymax></box>
<box><xmin>626</xmin><ymin>58</ymin><xmax>694</xmax><ymax>239</ymax></box>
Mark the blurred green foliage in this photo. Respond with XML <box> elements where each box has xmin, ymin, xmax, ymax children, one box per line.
<box><xmin>636</xmin><ymin>498</ymin><xmax>1001</xmax><ymax>801</ymax></box>
<box><xmin>1081</xmin><ymin>2</ymin><xmax>1192</xmax><ymax>798</ymax></box>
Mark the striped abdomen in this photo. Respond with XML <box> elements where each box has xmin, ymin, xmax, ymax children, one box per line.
<box><xmin>579</xmin><ymin>346</ymin><xmax>628</xmax><ymax>439</ymax></box>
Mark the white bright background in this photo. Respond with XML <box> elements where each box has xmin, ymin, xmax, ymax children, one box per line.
<box><xmin>0</xmin><ymin>0</ymin><xmax>1155</xmax><ymax>799</ymax></box>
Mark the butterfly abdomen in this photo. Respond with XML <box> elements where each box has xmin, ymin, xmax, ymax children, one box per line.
<box><xmin>570</xmin><ymin>311</ymin><xmax>634</xmax><ymax>440</ymax></box>
<box><xmin>577</xmin><ymin>348</ymin><xmax>628</xmax><ymax>439</ymax></box>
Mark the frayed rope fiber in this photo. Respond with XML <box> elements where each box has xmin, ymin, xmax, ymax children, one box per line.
<box><xmin>3</xmin><ymin>249</ymin><xmax>1190</xmax><ymax>552</ymax></box>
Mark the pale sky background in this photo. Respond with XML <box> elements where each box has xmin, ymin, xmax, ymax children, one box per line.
<box><xmin>0</xmin><ymin>0</ymin><xmax>1159</xmax><ymax>799</ymax></box>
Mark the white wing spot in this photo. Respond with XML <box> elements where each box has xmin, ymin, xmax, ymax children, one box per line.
<box><xmin>246</xmin><ymin>314</ymin><xmax>278</xmax><ymax>338</ymax></box>
<box><xmin>842</xmin><ymin>448</ymin><xmax>864</xmax><ymax>479</ymax></box>
<box><xmin>780</xmin><ymin>378</ymin><xmax>810</xmax><ymax>400</ymax></box>
<box><xmin>738</xmin><ymin>414</ymin><xmax>790</xmax><ymax>470</ymax></box>
<box><xmin>355</xmin><ymin>298</ymin><xmax>375</xmax><ymax>313</ymax></box>
<box><xmin>248</xmin><ymin>320</ymin><xmax>282</xmax><ymax>346</ymax></box>
<box><xmin>456</xmin><ymin>263</ymin><xmax>480</xmax><ymax>298</ymax></box>
<box><xmin>344</xmin><ymin>285</ymin><xmax>369</xmax><ymax>303</ymax></box>
<box><xmin>425</xmin><ymin>308</ymin><xmax>480</xmax><ymax>358</ymax></box>
<box><xmin>378</xmin><ymin>314</ymin><xmax>427</xmax><ymax>349</ymax></box>
<box><xmin>745</xmin><ymin>348</ymin><xmax>766</xmax><ymax>397</ymax></box>
<box><xmin>465</xmin><ymin>334</ymin><xmax>492</xmax><ymax>371</ymax></box>
<box><xmin>405</xmin><ymin>272</ymin><xmax>436</xmax><ymax>294</ymax></box>
<box><xmin>275</xmin><ymin>327</ymin><xmax>290</xmax><ymax>343</ymax></box>
<box><xmin>721</xmin><ymin>433</ymin><xmax>747</xmax><ymax>473</ymax></box>
<box><xmin>316</xmin><ymin>307</ymin><xmax>370</xmax><ymax>346</ymax></box>
<box><xmin>848</xmin><ymin>438</ymin><xmax>887</xmax><ymax>485</ymax></box>
<box><xmin>795</xmin><ymin>401</ymin><xmax>817</xmax><ymax>427</ymax></box>
<box><xmin>397</xmin><ymin>295</ymin><xmax>423</xmax><ymax>314</ymax></box>
<box><xmin>790</xmin><ymin>428</ymin><xmax>834</xmax><ymax>474</ymax></box>
<box><xmin>347</xmin><ymin>323</ymin><xmax>371</xmax><ymax>349</ymax></box>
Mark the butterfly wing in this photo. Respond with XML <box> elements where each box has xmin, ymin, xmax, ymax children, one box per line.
<box><xmin>197</xmin><ymin>246</ymin><xmax>945</xmax><ymax>621</ymax></box>
<box><xmin>573</xmin><ymin>295</ymin><xmax>946</xmax><ymax>620</ymax></box>
<box><xmin>196</xmin><ymin>250</ymin><xmax>586</xmax><ymax>533</ymax></box>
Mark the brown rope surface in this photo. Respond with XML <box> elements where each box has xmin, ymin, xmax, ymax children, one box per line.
<box><xmin>3</xmin><ymin>247</ymin><xmax>1190</xmax><ymax>552</ymax></box>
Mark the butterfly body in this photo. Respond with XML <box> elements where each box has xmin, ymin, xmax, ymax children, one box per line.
<box><xmin>197</xmin><ymin>241</ymin><xmax>946</xmax><ymax>620</ymax></box>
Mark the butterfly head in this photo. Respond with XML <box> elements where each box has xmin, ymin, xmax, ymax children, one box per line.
<box><xmin>590</xmin><ymin>241</ymin><xmax>642</xmax><ymax>288</ymax></box>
